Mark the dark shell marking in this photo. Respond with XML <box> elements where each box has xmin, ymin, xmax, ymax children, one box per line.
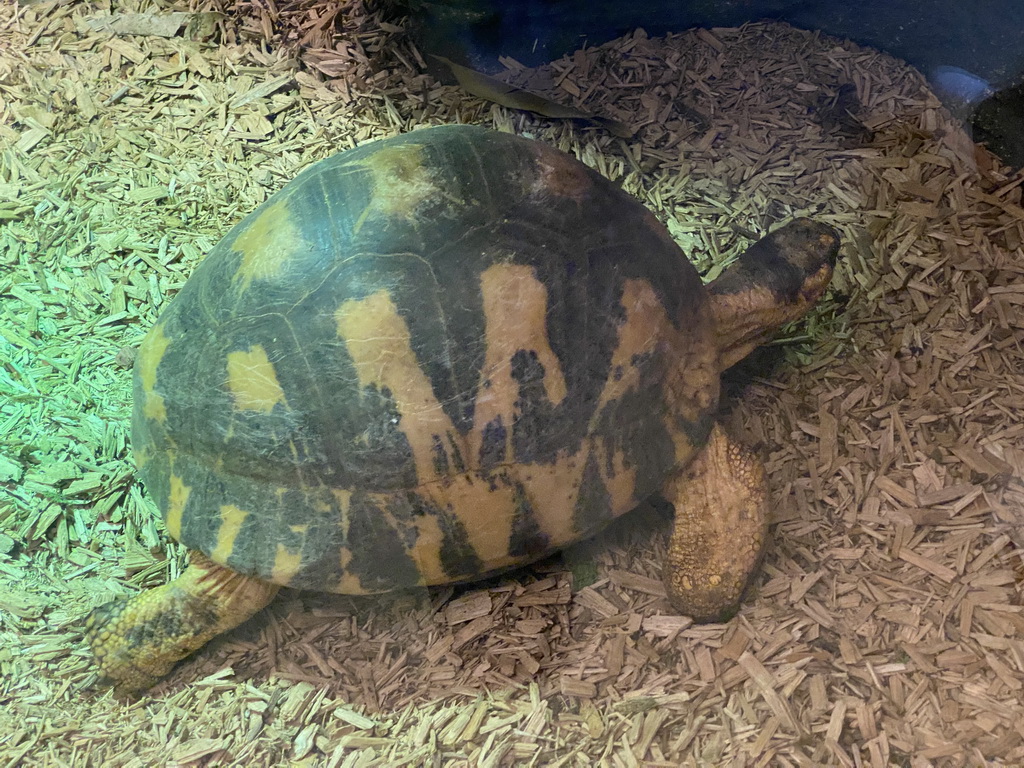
<box><xmin>133</xmin><ymin>125</ymin><xmax>719</xmax><ymax>593</ymax></box>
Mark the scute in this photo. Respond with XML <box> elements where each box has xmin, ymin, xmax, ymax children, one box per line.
<box><xmin>133</xmin><ymin>124</ymin><xmax>719</xmax><ymax>592</ymax></box>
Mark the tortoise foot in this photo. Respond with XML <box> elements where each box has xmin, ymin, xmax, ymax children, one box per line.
<box><xmin>662</xmin><ymin>422</ymin><xmax>769</xmax><ymax>622</ymax></box>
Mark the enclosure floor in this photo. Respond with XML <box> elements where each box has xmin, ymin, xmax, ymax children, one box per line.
<box><xmin>2</xmin><ymin>2</ymin><xmax>1024</xmax><ymax>766</ymax></box>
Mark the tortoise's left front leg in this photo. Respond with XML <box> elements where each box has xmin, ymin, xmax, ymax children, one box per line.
<box><xmin>662</xmin><ymin>422</ymin><xmax>770</xmax><ymax>622</ymax></box>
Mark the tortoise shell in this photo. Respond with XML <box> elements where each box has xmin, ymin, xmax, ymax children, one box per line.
<box><xmin>133</xmin><ymin>124</ymin><xmax>719</xmax><ymax>594</ymax></box>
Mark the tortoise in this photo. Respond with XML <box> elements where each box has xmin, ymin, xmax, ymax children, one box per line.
<box><xmin>86</xmin><ymin>124</ymin><xmax>839</xmax><ymax>691</ymax></box>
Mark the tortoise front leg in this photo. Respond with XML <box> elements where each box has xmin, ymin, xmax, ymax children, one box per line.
<box><xmin>662</xmin><ymin>422</ymin><xmax>770</xmax><ymax>622</ymax></box>
<box><xmin>86</xmin><ymin>551</ymin><xmax>280</xmax><ymax>692</ymax></box>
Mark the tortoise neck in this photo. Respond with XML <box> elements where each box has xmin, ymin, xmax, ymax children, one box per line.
<box><xmin>704</xmin><ymin>219</ymin><xmax>839</xmax><ymax>370</ymax></box>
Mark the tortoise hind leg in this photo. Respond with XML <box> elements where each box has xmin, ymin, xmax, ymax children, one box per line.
<box><xmin>86</xmin><ymin>551</ymin><xmax>280</xmax><ymax>692</ymax></box>
<box><xmin>662</xmin><ymin>423</ymin><xmax>769</xmax><ymax>622</ymax></box>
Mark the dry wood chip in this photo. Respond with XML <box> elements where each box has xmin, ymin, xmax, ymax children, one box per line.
<box><xmin>514</xmin><ymin>584</ymin><xmax>572</xmax><ymax>607</ymax></box>
<box><xmin>333</xmin><ymin>705</ymin><xmax>377</xmax><ymax>729</ymax></box>
<box><xmin>640</xmin><ymin>615</ymin><xmax>693</xmax><ymax>637</ymax></box>
<box><xmin>874</xmin><ymin>475</ymin><xmax>919</xmax><ymax>507</ymax></box>
<box><xmin>171</xmin><ymin>738</ymin><xmax>229</xmax><ymax>762</ymax></box>
<box><xmin>737</xmin><ymin>652</ymin><xmax>802</xmax><ymax>733</ymax></box>
<box><xmin>917</xmin><ymin>484</ymin><xmax>980</xmax><ymax>507</ymax></box>
<box><xmin>897</xmin><ymin>548</ymin><xmax>958</xmax><ymax>582</ymax></box>
<box><xmin>607</xmin><ymin>569</ymin><xmax>668</xmax><ymax>597</ymax></box>
<box><xmin>444</xmin><ymin>590</ymin><xmax>492</xmax><ymax>624</ymax></box>
<box><xmin>575</xmin><ymin>586</ymin><xmax>621</xmax><ymax>618</ymax></box>
<box><xmin>451</xmin><ymin>615</ymin><xmax>495</xmax><ymax>651</ymax></box>
<box><xmin>559</xmin><ymin>676</ymin><xmax>598</xmax><ymax>698</ymax></box>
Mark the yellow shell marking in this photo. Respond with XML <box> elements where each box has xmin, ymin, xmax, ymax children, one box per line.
<box><xmin>231</xmin><ymin>197</ymin><xmax>301</xmax><ymax>290</ymax></box>
<box><xmin>470</xmin><ymin>264</ymin><xmax>568</xmax><ymax>464</ymax></box>
<box><xmin>349</xmin><ymin>142</ymin><xmax>446</xmax><ymax>234</ymax></box>
<box><xmin>519</xmin><ymin>277</ymin><xmax>702</xmax><ymax>539</ymax></box>
<box><xmin>512</xmin><ymin>457</ymin><xmax>585</xmax><ymax>547</ymax></box>
<box><xmin>608</xmin><ymin>279</ymin><xmax>713</xmax><ymax>466</ymax></box>
<box><xmin>423</xmin><ymin>479</ymin><xmax>521</xmax><ymax>583</ymax></box>
<box><xmin>211</xmin><ymin>504</ymin><xmax>248</xmax><ymax>562</ymax></box>
<box><xmin>330</xmin><ymin>274</ymin><xmax>698</xmax><ymax>575</ymax></box>
<box><xmin>335</xmin><ymin>290</ymin><xmax>521</xmax><ymax>572</ymax></box>
<box><xmin>138</xmin><ymin>323</ymin><xmax>172</xmax><ymax>423</ymax></box>
<box><xmin>597</xmin><ymin>279</ymin><xmax>665</xmax><ymax>411</ymax></box>
<box><xmin>165</xmin><ymin>472</ymin><xmax>191</xmax><ymax>539</ymax></box>
<box><xmin>265</xmin><ymin>488</ymin><xmax>308</xmax><ymax>585</ymax></box>
<box><xmin>578</xmin><ymin>278</ymin><xmax>685</xmax><ymax>519</ymax></box>
<box><xmin>226</xmin><ymin>345</ymin><xmax>287</xmax><ymax>413</ymax></box>
<box><xmin>335</xmin><ymin>546</ymin><xmax>361</xmax><ymax>594</ymax></box>
<box><xmin>330</xmin><ymin>488</ymin><xmax>353</xmax><ymax>517</ymax></box>
<box><xmin>603</xmin><ymin>447</ymin><xmax>639</xmax><ymax>515</ymax></box>
<box><xmin>336</xmin><ymin>290</ymin><xmax>454</xmax><ymax>485</ymax></box>
<box><xmin>271</xmin><ymin>524</ymin><xmax>307</xmax><ymax>585</ymax></box>
<box><xmin>329</xmin><ymin>490</ymin><xmax>363</xmax><ymax>592</ymax></box>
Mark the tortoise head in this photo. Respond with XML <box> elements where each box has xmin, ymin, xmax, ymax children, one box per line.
<box><xmin>706</xmin><ymin>218</ymin><xmax>840</xmax><ymax>371</ymax></box>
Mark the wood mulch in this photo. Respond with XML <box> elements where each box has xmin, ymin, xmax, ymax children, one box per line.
<box><xmin>2</xmin><ymin>1</ymin><xmax>1024</xmax><ymax>766</ymax></box>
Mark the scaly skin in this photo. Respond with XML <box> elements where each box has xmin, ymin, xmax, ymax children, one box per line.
<box><xmin>662</xmin><ymin>423</ymin><xmax>769</xmax><ymax>621</ymax></box>
<box><xmin>86</xmin><ymin>552</ymin><xmax>279</xmax><ymax>692</ymax></box>
<box><xmin>709</xmin><ymin>219</ymin><xmax>840</xmax><ymax>370</ymax></box>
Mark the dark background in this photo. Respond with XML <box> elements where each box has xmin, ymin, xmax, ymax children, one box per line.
<box><xmin>400</xmin><ymin>0</ymin><xmax>1024</xmax><ymax>166</ymax></box>
<box><xmin>402</xmin><ymin>0</ymin><xmax>1023</xmax><ymax>87</ymax></box>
